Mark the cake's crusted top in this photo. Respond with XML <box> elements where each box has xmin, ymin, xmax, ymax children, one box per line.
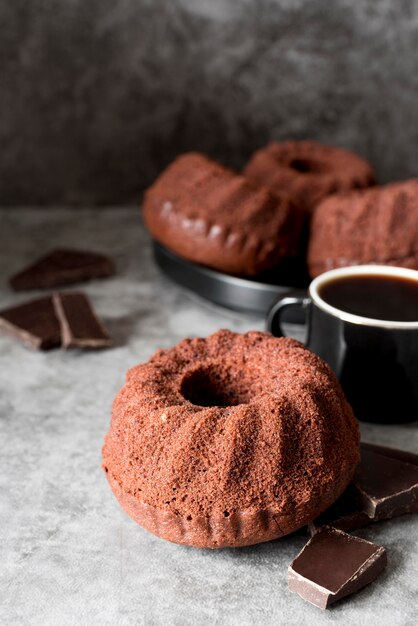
<box><xmin>142</xmin><ymin>153</ymin><xmax>303</xmax><ymax>275</ymax></box>
<box><xmin>244</xmin><ymin>141</ymin><xmax>376</xmax><ymax>214</ymax></box>
<box><xmin>308</xmin><ymin>179</ymin><xmax>418</xmax><ymax>277</ymax></box>
<box><xmin>103</xmin><ymin>330</ymin><xmax>359</xmax><ymax>520</ymax></box>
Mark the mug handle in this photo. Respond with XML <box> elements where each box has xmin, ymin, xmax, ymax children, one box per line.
<box><xmin>267</xmin><ymin>291</ymin><xmax>311</xmax><ymax>339</ymax></box>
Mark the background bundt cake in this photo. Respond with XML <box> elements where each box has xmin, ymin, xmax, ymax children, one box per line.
<box><xmin>244</xmin><ymin>141</ymin><xmax>376</xmax><ymax>214</ymax></box>
<box><xmin>307</xmin><ymin>179</ymin><xmax>418</xmax><ymax>278</ymax></box>
<box><xmin>102</xmin><ymin>330</ymin><xmax>360</xmax><ymax>548</ymax></box>
<box><xmin>142</xmin><ymin>152</ymin><xmax>304</xmax><ymax>276</ymax></box>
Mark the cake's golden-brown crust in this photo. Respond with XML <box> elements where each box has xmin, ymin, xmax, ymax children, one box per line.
<box><xmin>244</xmin><ymin>141</ymin><xmax>376</xmax><ymax>214</ymax></box>
<box><xmin>142</xmin><ymin>153</ymin><xmax>304</xmax><ymax>276</ymax></box>
<box><xmin>102</xmin><ymin>330</ymin><xmax>360</xmax><ymax>548</ymax></box>
<box><xmin>307</xmin><ymin>180</ymin><xmax>418</xmax><ymax>278</ymax></box>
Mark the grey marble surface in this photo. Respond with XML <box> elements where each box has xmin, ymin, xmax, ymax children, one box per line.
<box><xmin>2</xmin><ymin>1</ymin><xmax>418</xmax><ymax>205</ymax></box>
<box><xmin>1</xmin><ymin>207</ymin><xmax>418</xmax><ymax>625</ymax></box>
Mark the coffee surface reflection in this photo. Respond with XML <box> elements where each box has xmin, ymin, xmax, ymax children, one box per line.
<box><xmin>318</xmin><ymin>274</ymin><xmax>418</xmax><ymax>322</ymax></box>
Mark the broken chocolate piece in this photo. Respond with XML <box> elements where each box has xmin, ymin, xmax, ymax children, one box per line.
<box><xmin>311</xmin><ymin>444</ymin><xmax>418</xmax><ymax>533</ymax></box>
<box><xmin>354</xmin><ymin>448</ymin><xmax>418</xmax><ymax>519</ymax></box>
<box><xmin>10</xmin><ymin>248</ymin><xmax>114</xmax><ymax>291</ymax></box>
<box><xmin>288</xmin><ymin>527</ymin><xmax>387</xmax><ymax>609</ymax></box>
<box><xmin>53</xmin><ymin>292</ymin><xmax>111</xmax><ymax>349</ymax></box>
<box><xmin>0</xmin><ymin>296</ymin><xmax>61</xmax><ymax>350</ymax></box>
<box><xmin>361</xmin><ymin>441</ymin><xmax>418</xmax><ymax>467</ymax></box>
<box><xmin>309</xmin><ymin>483</ymin><xmax>372</xmax><ymax>535</ymax></box>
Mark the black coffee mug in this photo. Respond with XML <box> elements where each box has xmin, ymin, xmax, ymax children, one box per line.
<box><xmin>267</xmin><ymin>265</ymin><xmax>418</xmax><ymax>424</ymax></box>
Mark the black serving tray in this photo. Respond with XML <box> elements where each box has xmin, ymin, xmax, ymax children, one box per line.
<box><xmin>153</xmin><ymin>242</ymin><xmax>308</xmax><ymax>322</ymax></box>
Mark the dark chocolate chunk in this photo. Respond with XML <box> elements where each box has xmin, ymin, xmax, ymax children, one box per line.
<box><xmin>53</xmin><ymin>292</ymin><xmax>111</xmax><ymax>349</ymax></box>
<box><xmin>353</xmin><ymin>448</ymin><xmax>418</xmax><ymax>519</ymax></box>
<box><xmin>10</xmin><ymin>248</ymin><xmax>114</xmax><ymax>291</ymax></box>
<box><xmin>309</xmin><ymin>483</ymin><xmax>372</xmax><ymax>535</ymax></box>
<box><xmin>0</xmin><ymin>296</ymin><xmax>61</xmax><ymax>350</ymax></box>
<box><xmin>311</xmin><ymin>444</ymin><xmax>418</xmax><ymax>533</ymax></box>
<box><xmin>288</xmin><ymin>527</ymin><xmax>387</xmax><ymax>609</ymax></box>
<box><xmin>361</xmin><ymin>441</ymin><xmax>418</xmax><ymax>467</ymax></box>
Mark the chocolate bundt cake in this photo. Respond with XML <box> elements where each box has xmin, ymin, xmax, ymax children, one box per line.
<box><xmin>142</xmin><ymin>153</ymin><xmax>304</xmax><ymax>276</ymax></box>
<box><xmin>308</xmin><ymin>180</ymin><xmax>418</xmax><ymax>278</ymax></box>
<box><xmin>102</xmin><ymin>330</ymin><xmax>360</xmax><ymax>548</ymax></box>
<box><xmin>244</xmin><ymin>141</ymin><xmax>376</xmax><ymax>214</ymax></box>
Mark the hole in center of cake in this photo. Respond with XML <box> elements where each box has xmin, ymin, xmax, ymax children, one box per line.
<box><xmin>289</xmin><ymin>158</ymin><xmax>318</xmax><ymax>173</ymax></box>
<box><xmin>180</xmin><ymin>365</ymin><xmax>251</xmax><ymax>407</ymax></box>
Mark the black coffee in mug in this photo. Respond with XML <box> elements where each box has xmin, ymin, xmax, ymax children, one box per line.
<box><xmin>267</xmin><ymin>266</ymin><xmax>418</xmax><ymax>424</ymax></box>
<box><xmin>318</xmin><ymin>274</ymin><xmax>418</xmax><ymax>322</ymax></box>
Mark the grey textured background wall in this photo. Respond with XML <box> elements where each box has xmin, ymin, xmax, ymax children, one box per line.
<box><xmin>1</xmin><ymin>0</ymin><xmax>418</xmax><ymax>205</ymax></box>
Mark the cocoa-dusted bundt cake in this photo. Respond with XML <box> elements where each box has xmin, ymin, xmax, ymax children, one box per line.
<box><xmin>102</xmin><ymin>330</ymin><xmax>359</xmax><ymax>548</ymax></box>
<box><xmin>244</xmin><ymin>141</ymin><xmax>376</xmax><ymax>214</ymax></box>
<box><xmin>142</xmin><ymin>153</ymin><xmax>304</xmax><ymax>276</ymax></box>
<box><xmin>308</xmin><ymin>180</ymin><xmax>418</xmax><ymax>278</ymax></box>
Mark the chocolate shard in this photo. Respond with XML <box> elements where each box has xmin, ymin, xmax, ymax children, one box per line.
<box><xmin>353</xmin><ymin>448</ymin><xmax>418</xmax><ymax>519</ymax></box>
<box><xmin>361</xmin><ymin>441</ymin><xmax>418</xmax><ymax>467</ymax></box>
<box><xmin>0</xmin><ymin>296</ymin><xmax>61</xmax><ymax>350</ymax></box>
<box><xmin>309</xmin><ymin>483</ymin><xmax>372</xmax><ymax>535</ymax></box>
<box><xmin>10</xmin><ymin>248</ymin><xmax>114</xmax><ymax>291</ymax></box>
<box><xmin>311</xmin><ymin>444</ymin><xmax>418</xmax><ymax>534</ymax></box>
<box><xmin>288</xmin><ymin>527</ymin><xmax>387</xmax><ymax>609</ymax></box>
<box><xmin>53</xmin><ymin>292</ymin><xmax>111</xmax><ymax>349</ymax></box>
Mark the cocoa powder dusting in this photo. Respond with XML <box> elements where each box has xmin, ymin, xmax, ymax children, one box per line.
<box><xmin>244</xmin><ymin>141</ymin><xmax>376</xmax><ymax>215</ymax></box>
<box><xmin>102</xmin><ymin>330</ymin><xmax>360</xmax><ymax>548</ymax></box>
<box><xmin>308</xmin><ymin>179</ymin><xmax>418</xmax><ymax>278</ymax></box>
<box><xmin>142</xmin><ymin>153</ymin><xmax>304</xmax><ymax>276</ymax></box>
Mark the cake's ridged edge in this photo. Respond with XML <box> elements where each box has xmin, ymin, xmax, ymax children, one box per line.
<box><xmin>106</xmin><ymin>467</ymin><xmax>354</xmax><ymax>549</ymax></box>
<box><xmin>142</xmin><ymin>153</ymin><xmax>304</xmax><ymax>276</ymax></box>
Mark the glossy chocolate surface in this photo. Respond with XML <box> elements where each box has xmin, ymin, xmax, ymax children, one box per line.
<box><xmin>0</xmin><ymin>296</ymin><xmax>61</xmax><ymax>350</ymax></box>
<box><xmin>289</xmin><ymin>528</ymin><xmax>387</xmax><ymax>609</ymax></box>
<box><xmin>10</xmin><ymin>248</ymin><xmax>114</xmax><ymax>291</ymax></box>
<box><xmin>53</xmin><ymin>293</ymin><xmax>111</xmax><ymax>349</ymax></box>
